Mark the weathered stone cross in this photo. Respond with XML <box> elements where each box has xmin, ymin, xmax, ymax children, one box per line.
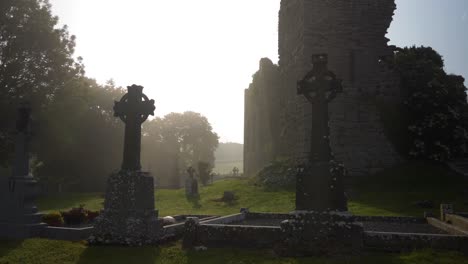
<box><xmin>114</xmin><ymin>85</ymin><xmax>155</xmax><ymax>171</ymax></box>
<box><xmin>296</xmin><ymin>54</ymin><xmax>346</xmax><ymax>211</ymax></box>
<box><xmin>12</xmin><ymin>102</ymin><xmax>32</xmax><ymax>179</ymax></box>
<box><xmin>187</xmin><ymin>166</ymin><xmax>196</xmax><ymax>179</ymax></box>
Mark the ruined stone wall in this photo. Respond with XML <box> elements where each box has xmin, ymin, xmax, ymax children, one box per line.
<box><xmin>244</xmin><ymin>0</ymin><xmax>402</xmax><ymax>177</ymax></box>
<box><xmin>244</xmin><ymin>59</ymin><xmax>281</xmax><ymax>176</ymax></box>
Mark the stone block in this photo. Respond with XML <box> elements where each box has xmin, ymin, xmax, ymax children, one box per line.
<box><xmin>92</xmin><ymin>170</ymin><xmax>161</xmax><ymax>245</ymax></box>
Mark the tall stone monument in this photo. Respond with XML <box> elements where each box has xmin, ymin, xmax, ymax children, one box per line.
<box><xmin>295</xmin><ymin>54</ymin><xmax>347</xmax><ymax>212</ymax></box>
<box><xmin>0</xmin><ymin>102</ymin><xmax>45</xmax><ymax>239</ymax></box>
<box><xmin>277</xmin><ymin>56</ymin><xmax>362</xmax><ymax>256</ymax></box>
<box><xmin>93</xmin><ymin>85</ymin><xmax>161</xmax><ymax>245</ymax></box>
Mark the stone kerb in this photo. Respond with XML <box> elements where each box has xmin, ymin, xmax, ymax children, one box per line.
<box><xmin>276</xmin><ymin>211</ymin><xmax>364</xmax><ymax>256</ymax></box>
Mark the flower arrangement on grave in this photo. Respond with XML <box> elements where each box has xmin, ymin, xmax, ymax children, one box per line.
<box><xmin>42</xmin><ymin>211</ymin><xmax>64</xmax><ymax>227</ymax></box>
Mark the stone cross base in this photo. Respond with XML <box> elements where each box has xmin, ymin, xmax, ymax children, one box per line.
<box><xmin>92</xmin><ymin>170</ymin><xmax>162</xmax><ymax>245</ymax></box>
<box><xmin>296</xmin><ymin>162</ymin><xmax>347</xmax><ymax>212</ymax></box>
<box><xmin>0</xmin><ymin>177</ymin><xmax>46</xmax><ymax>239</ymax></box>
<box><xmin>275</xmin><ymin>211</ymin><xmax>363</xmax><ymax>256</ymax></box>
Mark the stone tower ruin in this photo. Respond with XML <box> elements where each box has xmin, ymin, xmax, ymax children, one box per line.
<box><xmin>244</xmin><ymin>0</ymin><xmax>402</xmax><ymax>177</ymax></box>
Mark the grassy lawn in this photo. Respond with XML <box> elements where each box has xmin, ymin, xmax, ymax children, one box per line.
<box><xmin>1</xmin><ymin>161</ymin><xmax>468</xmax><ymax>263</ymax></box>
<box><xmin>213</xmin><ymin>160</ymin><xmax>243</xmax><ymax>175</ymax></box>
<box><xmin>0</xmin><ymin>239</ymin><xmax>466</xmax><ymax>264</ymax></box>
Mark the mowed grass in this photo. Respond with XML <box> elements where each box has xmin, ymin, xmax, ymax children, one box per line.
<box><xmin>1</xmin><ymin>161</ymin><xmax>467</xmax><ymax>263</ymax></box>
<box><xmin>0</xmin><ymin>239</ymin><xmax>466</xmax><ymax>264</ymax></box>
<box><xmin>348</xmin><ymin>161</ymin><xmax>468</xmax><ymax>216</ymax></box>
<box><xmin>213</xmin><ymin>160</ymin><xmax>243</xmax><ymax>175</ymax></box>
<box><xmin>37</xmin><ymin>161</ymin><xmax>468</xmax><ymax>217</ymax></box>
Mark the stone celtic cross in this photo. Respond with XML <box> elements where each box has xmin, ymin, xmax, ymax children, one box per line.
<box><xmin>296</xmin><ymin>54</ymin><xmax>346</xmax><ymax>211</ymax></box>
<box><xmin>12</xmin><ymin>102</ymin><xmax>32</xmax><ymax>179</ymax></box>
<box><xmin>187</xmin><ymin>166</ymin><xmax>195</xmax><ymax>179</ymax></box>
<box><xmin>297</xmin><ymin>54</ymin><xmax>342</xmax><ymax>164</ymax></box>
<box><xmin>114</xmin><ymin>85</ymin><xmax>155</xmax><ymax>171</ymax></box>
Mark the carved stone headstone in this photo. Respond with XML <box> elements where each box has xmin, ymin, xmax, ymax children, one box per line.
<box><xmin>295</xmin><ymin>54</ymin><xmax>347</xmax><ymax>212</ymax></box>
<box><xmin>185</xmin><ymin>166</ymin><xmax>199</xmax><ymax>197</ymax></box>
<box><xmin>92</xmin><ymin>85</ymin><xmax>162</xmax><ymax>245</ymax></box>
<box><xmin>440</xmin><ymin>204</ymin><xmax>454</xmax><ymax>222</ymax></box>
<box><xmin>0</xmin><ymin>102</ymin><xmax>46</xmax><ymax>239</ymax></box>
<box><xmin>277</xmin><ymin>55</ymin><xmax>361</xmax><ymax>256</ymax></box>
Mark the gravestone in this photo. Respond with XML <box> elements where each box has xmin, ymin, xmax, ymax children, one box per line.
<box><xmin>92</xmin><ymin>85</ymin><xmax>161</xmax><ymax>245</ymax></box>
<box><xmin>185</xmin><ymin>166</ymin><xmax>199</xmax><ymax>197</ymax></box>
<box><xmin>441</xmin><ymin>204</ymin><xmax>454</xmax><ymax>222</ymax></box>
<box><xmin>0</xmin><ymin>102</ymin><xmax>45</xmax><ymax>239</ymax></box>
<box><xmin>295</xmin><ymin>54</ymin><xmax>347</xmax><ymax>212</ymax></box>
<box><xmin>277</xmin><ymin>55</ymin><xmax>362</xmax><ymax>256</ymax></box>
<box><xmin>232</xmin><ymin>167</ymin><xmax>239</xmax><ymax>177</ymax></box>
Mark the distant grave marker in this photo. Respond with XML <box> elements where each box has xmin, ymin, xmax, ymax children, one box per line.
<box><xmin>185</xmin><ymin>166</ymin><xmax>199</xmax><ymax>197</ymax></box>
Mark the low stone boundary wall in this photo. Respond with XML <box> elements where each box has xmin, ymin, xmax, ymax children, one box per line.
<box><xmin>245</xmin><ymin>212</ymin><xmax>290</xmax><ymax>220</ymax></box>
<box><xmin>353</xmin><ymin>216</ymin><xmax>426</xmax><ymax>224</ymax></box>
<box><xmin>163</xmin><ymin>215</ymin><xmax>219</xmax><ymax>238</ymax></box>
<box><xmin>186</xmin><ymin>222</ymin><xmax>282</xmax><ymax>249</ymax></box>
<box><xmin>364</xmin><ymin>231</ymin><xmax>468</xmax><ymax>253</ymax></box>
<box><xmin>201</xmin><ymin>213</ymin><xmax>245</xmax><ymax>225</ymax></box>
<box><xmin>41</xmin><ymin>226</ymin><xmax>94</xmax><ymax>241</ymax></box>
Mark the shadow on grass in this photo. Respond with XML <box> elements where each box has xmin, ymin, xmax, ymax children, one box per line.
<box><xmin>77</xmin><ymin>245</ymin><xmax>161</xmax><ymax>264</ymax></box>
<box><xmin>38</xmin><ymin>192</ymin><xmax>104</xmax><ymax>212</ymax></box>
<box><xmin>349</xmin><ymin>161</ymin><xmax>468</xmax><ymax>217</ymax></box>
<box><xmin>0</xmin><ymin>240</ymin><xmax>23</xmax><ymax>258</ymax></box>
<box><xmin>186</xmin><ymin>195</ymin><xmax>202</xmax><ymax>209</ymax></box>
<box><xmin>183</xmin><ymin>247</ymin><xmax>409</xmax><ymax>264</ymax></box>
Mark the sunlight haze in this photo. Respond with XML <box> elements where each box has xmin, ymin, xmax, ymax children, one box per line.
<box><xmin>49</xmin><ymin>0</ymin><xmax>468</xmax><ymax>143</ymax></box>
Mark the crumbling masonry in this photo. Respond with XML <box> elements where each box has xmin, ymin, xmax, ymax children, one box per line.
<box><xmin>244</xmin><ymin>0</ymin><xmax>402</xmax><ymax>177</ymax></box>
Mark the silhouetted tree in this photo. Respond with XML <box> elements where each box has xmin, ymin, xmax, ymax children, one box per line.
<box><xmin>0</xmin><ymin>0</ymin><xmax>127</xmax><ymax>191</ymax></box>
<box><xmin>142</xmin><ymin>112</ymin><xmax>219</xmax><ymax>186</ymax></box>
<box><xmin>389</xmin><ymin>46</ymin><xmax>468</xmax><ymax>161</ymax></box>
<box><xmin>0</xmin><ymin>0</ymin><xmax>83</xmax><ymax>166</ymax></box>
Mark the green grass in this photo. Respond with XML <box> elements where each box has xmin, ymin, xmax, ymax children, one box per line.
<box><xmin>348</xmin><ymin>161</ymin><xmax>468</xmax><ymax>216</ymax></box>
<box><xmin>213</xmin><ymin>160</ymin><xmax>243</xmax><ymax>175</ymax></box>
<box><xmin>0</xmin><ymin>239</ymin><xmax>466</xmax><ymax>264</ymax></box>
<box><xmin>38</xmin><ymin>161</ymin><xmax>468</xmax><ymax>217</ymax></box>
<box><xmin>3</xmin><ymin>161</ymin><xmax>468</xmax><ymax>263</ymax></box>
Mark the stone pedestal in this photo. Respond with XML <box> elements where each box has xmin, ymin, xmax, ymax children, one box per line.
<box><xmin>0</xmin><ymin>176</ymin><xmax>46</xmax><ymax>239</ymax></box>
<box><xmin>275</xmin><ymin>211</ymin><xmax>363</xmax><ymax>257</ymax></box>
<box><xmin>296</xmin><ymin>162</ymin><xmax>347</xmax><ymax>212</ymax></box>
<box><xmin>92</xmin><ymin>170</ymin><xmax>162</xmax><ymax>245</ymax></box>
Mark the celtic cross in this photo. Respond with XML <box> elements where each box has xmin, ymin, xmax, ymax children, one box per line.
<box><xmin>295</xmin><ymin>54</ymin><xmax>346</xmax><ymax>211</ymax></box>
<box><xmin>187</xmin><ymin>167</ymin><xmax>196</xmax><ymax>179</ymax></box>
<box><xmin>297</xmin><ymin>54</ymin><xmax>343</xmax><ymax>163</ymax></box>
<box><xmin>114</xmin><ymin>85</ymin><xmax>155</xmax><ymax>171</ymax></box>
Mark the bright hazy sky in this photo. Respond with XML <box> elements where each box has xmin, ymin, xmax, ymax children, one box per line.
<box><xmin>49</xmin><ymin>0</ymin><xmax>468</xmax><ymax>144</ymax></box>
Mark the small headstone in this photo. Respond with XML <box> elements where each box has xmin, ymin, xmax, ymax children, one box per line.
<box><xmin>240</xmin><ymin>208</ymin><xmax>250</xmax><ymax>214</ymax></box>
<box><xmin>185</xmin><ymin>166</ymin><xmax>199</xmax><ymax>197</ymax></box>
<box><xmin>440</xmin><ymin>204</ymin><xmax>454</xmax><ymax>222</ymax></box>
<box><xmin>222</xmin><ymin>191</ymin><xmax>235</xmax><ymax>202</ymax></box>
